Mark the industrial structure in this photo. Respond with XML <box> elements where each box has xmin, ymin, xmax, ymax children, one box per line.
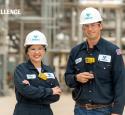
<box><xmin>0</xmin><ymin>0</ymin><xmax>125</xmax><ymax>94</ymax></box>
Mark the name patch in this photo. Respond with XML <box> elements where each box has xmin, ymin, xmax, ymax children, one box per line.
<box><xmin>26</xmin><ymin>74</ymin><xmax>36</xmax><ymax>79</ymax></box>
<box><xmin>75</xmin><ymin>58</ymin><xmax>82</xmax><ymax>64</ymax></box>
<box><xmin>45</xmin><ymin>73</ymin><xmax>55</xmax><ymax>79</ymax></box>
<box><xmin>98</xmin><ymin>54</ymin><xmax>111</xmax><ymax>63</ymax></box>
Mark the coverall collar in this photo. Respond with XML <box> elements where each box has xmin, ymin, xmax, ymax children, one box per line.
<box><xmin>80</xmin><ymin>38</ymin><xmax>103</xmax><ymax>51</ymax></box>
<box><xmin>26</xmin><ymin>60</ymin><xmax>48</xmax><ymax>72</ymax></box>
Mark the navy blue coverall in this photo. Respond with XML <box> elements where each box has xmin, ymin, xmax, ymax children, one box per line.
<box><xmin>65</xmin><ymin>38</ymin><xmax>125</xmax><ymax>114</ymax></box>
<box><xmin>13</xmin><ymin>60</ymin><xmax>60</xmax><ymax>115</ymax></box>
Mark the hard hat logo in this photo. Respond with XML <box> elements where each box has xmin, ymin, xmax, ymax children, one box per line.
<box><xmin>32</xmin><ymin>35</ymin><xmax>40</xmax><ymax>41</ymax></box>
<box><xmin>85</xmin><ymin>13</ymin><xmax>93</xmax><ymax>20</ymax></box>
<box><xmin>33</xmin><ymin>35</ymin><xmax>38</xmax><ymax>39</ymax></box>
<box><xmin>80</xmin><ymin>7</ymin><xmax>102</xmax><ymax>25</ymax></box>
<box><xmin>24</xmin><ymin>30</ymin><xmax>48</xmax><ymax>47</ymax></box>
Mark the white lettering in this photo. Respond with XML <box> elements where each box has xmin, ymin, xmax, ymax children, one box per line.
<box><xmin>0</xmin><ymin>9</ymin><xmax>21</xmax><ymax>15</ymax></box>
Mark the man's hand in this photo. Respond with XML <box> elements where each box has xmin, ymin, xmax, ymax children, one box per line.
<box><xmin>75</xmin><ymin>72</ymin><xmax>94</xmax><ymax>83</ymax></box>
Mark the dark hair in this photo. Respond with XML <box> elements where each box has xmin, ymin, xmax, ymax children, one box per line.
<box><xmin>44</xmin><ymin>46</ymin><xmax>47</xmax><ymax>51</ymax></box>
<box><xmin>25</xmin><ymin>45</ymin><xmax>32</xmax><ymax>54</ymax></box>
<box><xmin>98</xmin><ymin>21</ymin><xmax>102</xmax><ymax>24</ymax></box>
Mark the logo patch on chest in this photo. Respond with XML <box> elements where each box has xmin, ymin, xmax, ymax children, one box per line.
<box><xmin>98</xmin><ymin>54</ymin><xmax>111</xmax><ymax>63</ymax></box>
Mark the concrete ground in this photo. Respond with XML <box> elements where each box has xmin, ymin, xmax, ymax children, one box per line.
<box><xmin>0</xmin><ymin>89</ymin><xmax>74</xmax><ymax>115</ymax></box>
<box><xmin>0</xmin><ymin>89</ymin><xmax>125</xmax><ymax>115</ymax></box>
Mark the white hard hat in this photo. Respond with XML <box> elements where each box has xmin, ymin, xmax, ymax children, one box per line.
<box><xmin>79</xmin><ymin>7</ymin><xmax>102</xmax><ymax>25</ymax></box>
<box><xmin>24</xmin><ymin>30</ymin><xmax>48</xmax><ymax>47</ymax></box>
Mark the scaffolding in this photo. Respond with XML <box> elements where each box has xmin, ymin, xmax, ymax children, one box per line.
<box><xmin>0</xmin><ymin>0</ymin><xmax>9</xmax><ymax>95</ymax></box>
<box><xmin>3</xmin><ymin>0</ymin><xmax>125</xmax><ymax>91</ymax></box>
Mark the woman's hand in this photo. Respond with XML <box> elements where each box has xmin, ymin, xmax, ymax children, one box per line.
<box><xmin>22</xmin><ymin>80</ymin><xmax>30</xmax><ymax>86</ymax></box>
<box><xmin>52</xmin><ymin>86</ymin><xmax>62</xmax><ymax>95</ymax></box>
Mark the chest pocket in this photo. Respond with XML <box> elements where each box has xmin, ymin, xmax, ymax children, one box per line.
<box><xmin>74</xmin><ymin>57</ymin><xmax>86</xmax><ymax>73</ymax></box>
<box><xmin>38</xmin><ymin>72</ymin><xmax>57</xmax><ymax>87</ymax></box>
<box><xmin>27</xmin><ymin>75</ymin><xmax>40</xmax><ymax>87</ymax></box>
<box><xmin>29</xmin><ymin>76</ymin><xmax>57</xmax><ymax>88</ymax></box>
<box><xmin>45</xmin><ymin>78</ymin><xmax>57</xmax><ymax>87</ymax></box>
<box><xmin>95</xmin><ymin>61</ymin><xmax>112</xmax><ymax>81</ymax></box>
<box><xmin>74</xmin><ymin>62</ymin><xmax>86</xmax><ymax>74</ymax></box>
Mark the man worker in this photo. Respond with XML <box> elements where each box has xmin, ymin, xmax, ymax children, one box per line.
<box><xmin>65</xmin><ymin>7</ymin><xmax>125</xmax><ymax>115</ymax></box>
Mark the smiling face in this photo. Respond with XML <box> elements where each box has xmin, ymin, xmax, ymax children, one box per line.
<box><xmin>82</xmin><ymin>22</ymin><xmax>102</xmax><ymax>40</ymax></box>
<box><xmin>27</xmin><ymin>45</ymin><xmax>46</xmax><ymax>65</ymax></box>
